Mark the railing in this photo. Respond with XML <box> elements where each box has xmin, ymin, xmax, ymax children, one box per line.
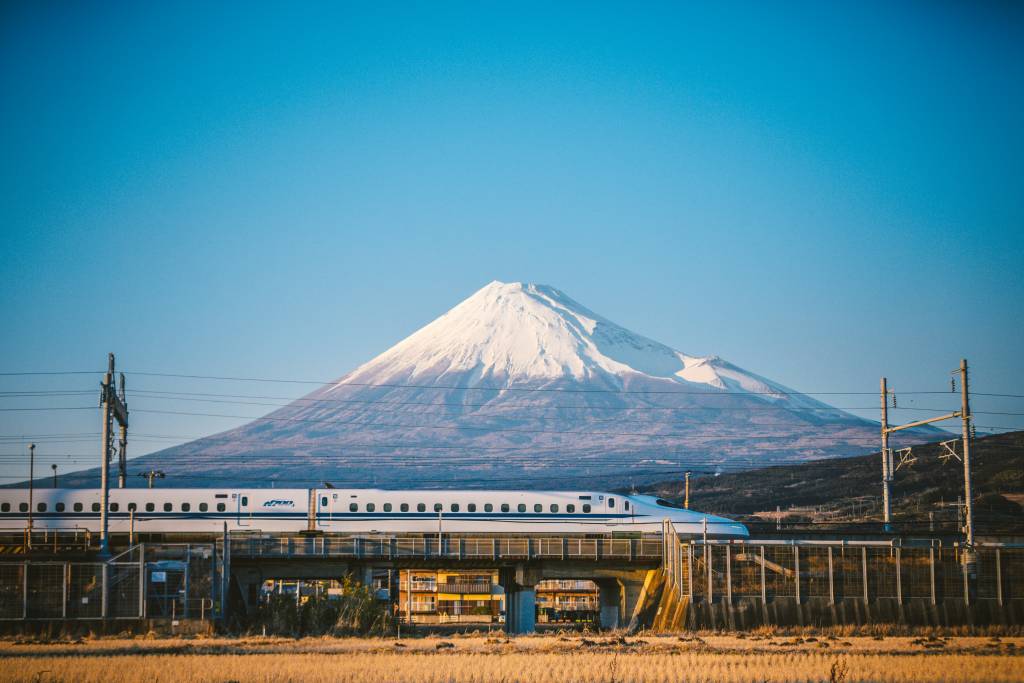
<box><xmin>438</xmin><ymin>582</ymin><xmax>495</xmax><ymax>594</ymax></box>
<box><xmin>227</xmin><ymin>533</ymin><xmax>663</xmax><ymax>561</ymax></box>
<box><xmin>0</xmin><ymin>527</ymin><xmax>94</xmax><ymax>554</ymax></box>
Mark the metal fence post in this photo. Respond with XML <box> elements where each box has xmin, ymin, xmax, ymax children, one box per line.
<box><xmin>862</xmin><ymin>547</ymin><xmax>869</xmax><ymax>604</ymax></box>
<box><xmin>828</xmin><ymin>547</ymin><xmax>834</xmax><ymax>605</ymax></box>
<box><xmin>996</xmin><ymin>548</ymin><xmax>1003</xmax><ymax>607</ymax></box>
<box><xmin>760</xmin><ymin>545</ymin><xmax>766</xmax><ymax>604</ymax></box>
<box><xmin>687</xmin><ymin>544</ymin><xmax>694</xmax><ymax>601</ymax></box>
<box><xmin>706</xmin><ymin>544</ymin><xmax>713</xmax><ymax>602</ymax></box>
<box><xmin>794</xmin><ymin>545</ymin><xmax>801</xmax><ymax>604</ymax></box>
<box><xmin>22</xmin><ymin>561</ymin><xmax>28</xmax><ymax>619</ymax></box>
<box><xmin>62</xmin><ymin>562</ymin><xmax>68</xmax><ymax>619</ymax></box>
<box><xmin>726</xmin><ymin>545</ymin><xmax>732</xmax><ymax>605</ymax></box>
<box><xmin>101</xmin><ymin>562</ymin><xmax>109</xmax><ymax>619</ymax></box>
<box><xmin>929</xmin><ymin>547</ymin><xmax>936</xmax><ymax>606</ymax></box>
<box><xmin>895</xmin><ymin>548</ymin><xmax>902</xmax><ymax>605</ymax></box>
<box><xmin>139</xmin><ymin>543</ymin><xmax>146</xmax><ymax>619</ymax></box>
<box><xmin>962</xmin><ymin>548</ymin><xmax>970</xmax><ymax>606</ymax></box>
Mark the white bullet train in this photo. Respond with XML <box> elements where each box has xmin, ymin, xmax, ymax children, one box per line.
<box><xmin>0</xmin><ymin>488</ymin><xmax>748</xmax><ymax>537</ymax></box>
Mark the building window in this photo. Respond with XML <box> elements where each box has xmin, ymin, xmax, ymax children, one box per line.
<box><xmin>534</xmin><ymin>504</ymin><xmax>542</xmax><ymax>513</ymax></box>
<box><xmin>181</xmin><ymin>503</ymin><xmax>191</xmax><ymax>512</ymax></box>
<box><xmin>467</xmin><ymin>503</ymin><xmax>476</xmax><ymax>512</ymax></box>
<box><xmin>484</xmin><ymin>503</ymin><xmax>493</xmax><ymax>512</ymax></box>
<box><xmin>37</xmin><ymin>502</ymin><xmax>47</xmax><ymax>512</ymax></box>
<box><xmin>383</xmin><ymin>503</ymin><xmax>392</xmax><ymax>512</ymax></box>
<box><xmin>550</xmin><ymin>504</ymin><xmax>559</xmax><ymax>513</ymax></box>
<box><xmin>19</xmin><ymin>503</ymin><xmax>28</xmax><ymax>512</ymax></box>
<box><xmin>401</xmin><ymin>503</ymin><xmax>410</xmax><ymax>512</ymax></box>
<box><xmin>500</xmin><ymin>504</ymin><xmax>510</xmax><ymax>513</ymax></box>
<box><xmin>198</xmin><ymin>502</ymin><xmax>207</xmax><ymax>512</ymax></box>
<box><xmin>217</xmin><ymin>503</ymin><xmax>226</xmax><ymax>512</ymax></box>
<box><xmin>92</xmin><ymin>503</ymin><xmax>101</xmax><ymax>512</ymax></box>
<box><xmin>56</xmin><ymin>502</ymin><xmax>65</xmax><ymax>512</ymax></box>
<box><xmin>349</xmin><ymin>503</ymin><xmax>359</xmax><ymax>512</ymax></box>
<box><xmin>450</xmin><ymin>503</ymin><xmax>460</xmax><ymax>512</ymax></box>
<box><xmin>608</xmin><ymin>498</ymin><xmax>615</xmax><ymax>508</ymax></box>
<box><xmin>517</xmin><ymin>504</ymin><xmax>526</xmax><ymax>513</ymax></box>
<box><xmin>566</xmin><ymin>504</ymin><xmax>575</xmax><ymax>513</ymax></box>
<box><xmin>110</xmin><ymin>503</ymin><xmax>119</xmax><ymax>512</ymax></box>
<box><xmin>582</xmin><ymin>504</ymin><xmax>591</xmax><ymax>513</ymax></box>
<box><xmin>417</xmin><ymin>503</ymin><xmax>426</xmax><ymax>512</ymax></box>
<box><xmin>146</xmin><ymin>503</ymin><xmax>155</xmax><ymax>512</ymax></box>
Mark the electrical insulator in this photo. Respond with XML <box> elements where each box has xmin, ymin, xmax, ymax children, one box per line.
<box><xmin>970</xmin><ymin>424</ymin><xmax>976</xmax><ymax>439</ymax></box>
<box><xmin>951</xmin><ymin>378</ymin><xmax>956</xmax><ymax>392</ymax></box>
<box><xmin>891</xmin><ymin>394</ymin><xmax>897</xmax><ymax>408</ymax></box>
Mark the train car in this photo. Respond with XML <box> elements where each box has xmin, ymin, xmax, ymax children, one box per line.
<box><xmin>0</xmin><ymin>488</ymin><xmax>748</xmax><ymax>537</ymax></box>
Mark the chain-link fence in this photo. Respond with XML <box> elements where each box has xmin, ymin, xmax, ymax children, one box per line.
<box><xmin>661</xmin><ymin>532</ymin><xmax>1024</xmax><ymax>609</ymax></box>
<box><xmin>0</xmin><ymin>543</ymin><xmax>217</xmax><ymax>622</ymax></box>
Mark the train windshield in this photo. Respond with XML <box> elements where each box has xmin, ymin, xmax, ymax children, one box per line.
<box><xmin>655</xmin><ymin>498</ymin><xmax>686</xmax><ymax>510</ymax></box>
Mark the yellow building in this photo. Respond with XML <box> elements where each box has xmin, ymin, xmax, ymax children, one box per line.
<box><xmin>396</xmin><ymin>569</ymin><xmax>501</xmax><ymax>623</ymax></box>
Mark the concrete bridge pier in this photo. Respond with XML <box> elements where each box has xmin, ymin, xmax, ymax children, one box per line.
<box><xmin>501</xmin><ymin>564</ymin><xmax>542</xmax><ymax>635</ymax></box>
<box><xmin>597</xmin><ymin>579</ymin><xmax>622</xmax><ymax>630</ymax></box>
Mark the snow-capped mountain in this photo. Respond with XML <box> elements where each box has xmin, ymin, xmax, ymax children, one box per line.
<box><xmin>80</xmin><ymin>281</ymin><xmax>938</xmax><ymax>488</ymax></box>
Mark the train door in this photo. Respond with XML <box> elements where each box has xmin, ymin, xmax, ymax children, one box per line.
<box><xmin>236</xmin><ymin>494</ymin><xmax>250</xmax><ymax>527</ymax></box>
<box><xmin>318</xmin><ymin>492</ymin><xmax>336</xmax><ymax>528</ymax></box>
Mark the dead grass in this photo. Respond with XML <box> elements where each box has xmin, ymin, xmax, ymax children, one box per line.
<box><xmin>0</xmin><ymin>635</ymin><xmax>1021</xmax><ymax>683</ymax></box>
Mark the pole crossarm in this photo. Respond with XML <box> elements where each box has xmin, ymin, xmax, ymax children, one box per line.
<box><xmin>884</xmin><ymin>411</ymin><xmax>960</xmax><ymax>434</ymax></box>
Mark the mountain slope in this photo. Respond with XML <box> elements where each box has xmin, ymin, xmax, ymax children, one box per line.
<box><xmin>64</xmin><ymin>281</ymin><xmax>942</xmax><ymax>489</ymax></box>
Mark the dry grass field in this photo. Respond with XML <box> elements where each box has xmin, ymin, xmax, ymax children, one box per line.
<box><xmin>1</xmin><ymin>633</ymin><xmax>1021</xmax><ymax>683</ymax></box>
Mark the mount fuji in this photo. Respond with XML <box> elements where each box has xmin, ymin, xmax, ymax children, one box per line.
<box><xmin>84</xmin><ymin>281</ymin><xmax>939</xmax><ymax>488</ymax></box>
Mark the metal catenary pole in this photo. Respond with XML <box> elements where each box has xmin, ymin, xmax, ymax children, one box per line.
<box><xmin>880</xmin><ymin>377</ymin><xmax>892</xmax><ymax>527</ymax></box>
<box><xmin>959</xmin><ymin>359</ymin><xmax>975</xmax><ymax>550</ymax></box>
<box><xmin>99</xmin><ymin>354</ymin><xmax>114</xmax><ymax>554</ymax></box>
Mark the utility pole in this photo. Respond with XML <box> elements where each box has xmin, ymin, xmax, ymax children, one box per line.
<box><xmin>27</xmin><ymin>443</ymin><xmax>35</xmax><ymax>537</ymax></box>
<box><xmin>684</xmin><ymin>471</ymin><xmax>691</xmax><ymax>509</ymax></box>
<box><xmin>51</xmin><ymin>464</ymin><xmax>57</xmax><ymax>488</ymax></box>
<box><xmin>117</xmin><ymin>373</ymin><xmax>128</xmax><ymax>488</ymax></box>
<box><xmin>880</xmin><ymin>377</ymin><xmax>892</xmax><ymax>528</ymax></box>
<box><xmin>959</xmin><ymin>359</ymin><xmax>975</xmax><ymax>552</ymax></box>
<box><xmin>99</xmin><ymin>353</ymin><xmax>129</xmax><ymax>554</ymax></box>
<box><xmin>138</xmin><ymin>470</ymin><xmax>165</xmax><ymax>489</ymax></box>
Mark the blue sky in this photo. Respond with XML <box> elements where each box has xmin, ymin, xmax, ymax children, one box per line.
<box><xmin>1</xmin><ymin>2</ymin><xmax>1022</xmax><ymax>481</ymax></box>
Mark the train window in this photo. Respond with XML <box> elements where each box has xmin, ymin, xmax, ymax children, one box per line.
<box><xmin>215</xmin><ymin>494</ymin><xmax>228</xmax><ymax>498</ymax></box>
<box><xmin>484</xmin><ymin>503</ymin><xmax>493</xmax><ymax>512</ymax></box>
<box><xmin>19</xmin><ymin>503</ymin><xmax>28</xmax><ymax>512</ymax></box>
<box><xmin>1</xmin><ymin>503</ymin><xmax>9</xmax><ymax>512</ymax></box>
<box><xmin>241</xmin><ymin>496</ymin><xmax>248</xmax><ymax>506</ymax></box>
<box><xmin>164</xmin><ymin>503</ymin><xmax>173</xmax><ymax>512</ymax></box>
<box><xmin>199</xmin><ymin>503</ymin><xmax>207</xmax><ymax>512</ymax></box>
<box><xmin>74</xmin><ymin>503</ymin><xmax>83</xmax><ymax>512</ymax></box>
<box><xmin>624</xmin><ymin>501</ymin><xmax>630</xmax><ymax>511</ymax></box>
<box><xmin>467</xmin><ymin>503</ymin><xmax>476</xmax><ymax>512</ymax></box>
<box><xmin>608</xmin><ymin>498</ymin><xmax>615</xmax><ymax>508</ymax></box>
<box><xmin>127</xmin><ymin>503</ymin><xmax>136</xmax><ymax>512</ymax></box>
<box><xmin>366</xmin><ymin>503</ymin><xmax>375</xmax><ymax>512</ymax></box>
<box><xmin>517</xmin><ymin>504</ymin><xmax>526</xmax><ymax>513</ymax></box>
<box><xmin>110</xmin><ymin>503</ymin><xmax>119</xmax><ymax>512</ymax></box>
<box><xmin>146</xmin><ymin>503</ymin><xmax>155</xmax><ymax>512</ymax></box>
<box><xmin>217</xmin><ymin>503</ymin><xmax>226</xmax><ymax>512</ymax></box>
<box><xmin>181</xmin><ymin>503</ymin><xmax>191</xmax><ymax>512</ymax></box>
<box><xmin>37</xmin><ymin>502</ymin><xmax>47</xmax><ymax>512</ymax></box>
<box><xmin>430</xmin><ymin>503</ymin><xmax>440</xmax><ymax>512</ymax></box>
<box><xmin>349</xmin><ymin>503</ymin><xmax>358</xmax><ymax>512</ymax></box>
<box><xmin>92</xmin><ymin>503</ymin><xmax>100</xmax><ymax>512</ymax></box>
<box><xmin>500</xmin><ymin>504</ymin><xmax>509</xmax><ymax>513</ymax></box>
<box><xmin>417</xmin><ymin>503</ymin><xmax>426</xmax><ymax>512</ymax></box>
<box><xmin>550</xmin><ymin>504</ymin><xmax>559</xmax><ymax>513</ymax></box>
<box><xmin>567</xmin><ymin>504</ymin><xmax>575</xmax><ymax>513</ymax></box>
<box><xmin>56</xmin><ymin>502</ymin><xmax>65</xmax><ymax>512</ymax></box>
<box><xmin>578</xmin><ymin>495</ymin><xmax>592</xmax><ymax>500</ymax></box>
<box><xmin>450</xmin><ymin>503</ymin><xmax>459</xmax><ymax>512</ymax></box>
<box><xmin>400</xmin><ymin>503</ymin><xmax>409</xmax><ymax>512</ymax></box>
<box><xmin>383</xmin><ymin>503</ymin><xmax>392</xmax><ymax>512</ymax></box>
<box><xmin>321</xmin><ymin>497</ymin><xmax>328</xmax><ymax>507</ymax></box>
<box><xmin>582</xmin><ymin>504</ymin><xmax>591</xmax><ymax>513</ymax></box>
<box><xmin>534</xmin><ymin>504</ymin><xmax>542</xmax><ymax>513</ymax></box>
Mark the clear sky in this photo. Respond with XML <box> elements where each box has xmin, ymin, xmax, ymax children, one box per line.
<box><xmin>1</xmin><ymin>2</ymin><xmax>1022</xmax><ymax>482</ymax></box>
